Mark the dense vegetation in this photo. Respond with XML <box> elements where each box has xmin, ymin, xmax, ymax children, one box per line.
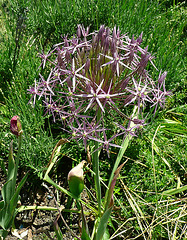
<box><xmin>0</xmin><ymin>0</ymin><xmax>186</xmax><ymax>239</ymax></box>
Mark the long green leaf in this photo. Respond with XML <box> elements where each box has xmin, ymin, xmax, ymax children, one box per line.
<box><xmin>0</xmin><ymin>201</ymin><xmax>4</xmax><ymax>210</ymax></box>
<box><xmin>81</xmin><ymin>228</ymin><xmax>91</xmax><ymax>240</ymax></box>
<box><xmin>45</xmin><ymin>174</ymin><xmax>97</xmax><ymax>214</ymax></box>
<box><xmin>0</xmin><ymin>172</ymin><xmax>29</xmax><ymax>230</ymax></box>
<box><xmin>105</xmin><ymin>162</ymin><xmax>125</xmax><ymax>211</ymax></box>
<box><xmin>81</xmin><ymin>202</ymin><xmax>90</xmax><ymax>240</ymax></box>
<box><xmin>107</xmin><ymin>106</ymin><xmax>138</xmax><ymax>190</ymax></box>
<box><xmin>44</xmin><ymin>139</ymin><xmax>98</xmax><ymax>214</ymax></box>
<box><xmin>9</xmin><ymin>172</ymin><xmax>29</xmax><ymax>214</ymax></box>
<box><xmin>163</xmin><ymin>185</ymin><xmax>187</xmax><ymax>196</ymax></box>
<box><xmin>95</xmin><ymin>207</ymin><xmax>112</xmax><ymax>240</ymax></box>
<box><xmin>54</xmin><ymin>218</ymin><xmax>64</xmax><ymax>240</ymax></box>
<box><xmin>1</xmin><ymin>179</ymin><xmax>14</xmax><ymax>205</ymax></box>
<box><xmin>7</xmin><ymin>141</ymin><xmax>15</xmax><ymax>183</ymax></box>
<box><xmin>44</xmin><ymin>175</ymin><xmax>78</xmax><ymax>199</ymax></box>
<box><xmin>1</xmin><ymin>141</ymin><xmax>16</xmax><ymax>205</ymax></box>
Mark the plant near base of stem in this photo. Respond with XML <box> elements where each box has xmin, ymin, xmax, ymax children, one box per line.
<box><xmin>27</xmin><ymin>25</ymin><xmax>170</xmax><ymax>239</ymax></box>
<box><xmin>0</xmin><ymin>117</ymin><xmax>28</xmax><ymax>239</ymax></box>
<box><xmin>41</xmin><ymin>137</ymin><xmax>132</xmax><ymax>240</ymax></box>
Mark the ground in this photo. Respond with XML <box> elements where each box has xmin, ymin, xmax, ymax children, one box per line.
<box><xmin>0</xmin><ymin>166</ymin><xmax>80</xmax><ymax>240</ymax></box>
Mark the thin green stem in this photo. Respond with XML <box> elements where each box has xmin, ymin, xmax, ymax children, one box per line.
<box><xmin>17</xmin><ymin>134</ymin><xmax>22</xmax><ymax>162</ymax></box>
<box><xmin>92</xmin><ymin>109</ymin><xmax>102</xmax><ymax>216</ymax></box>
<box><xmin>109</xmin><ymin>106</ymin><xmax>137</xmax><ymax>184</ymax></box>
<box><xmin>17</xmin><ymin>205</ymin><xmax>59</xmax><ymax>212</ymax></box>
<box><xmin>104</xmin><ymin>106</ymin><xmax>138</xmax><ymax>209</ymax></box>
<box><xmin>13</xmin><ymin>134</ymin><xmax>22</xmax><ymax>188</ymax></box>
<box><xmin>108</xmin><ymin>134</ymin><xmax>132</xmax><ymax>189</ymax></box>
<box><xmin>92</xmin><ymin>141</ymin><xmax>102</xmax><ymax>216</ymax></box>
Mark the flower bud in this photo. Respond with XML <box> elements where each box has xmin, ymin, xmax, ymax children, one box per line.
<box><xmin>98</xmin><ymin>25</ymin><xmax>105</xmax><ymax>40</ymax></box>
<box><xmin>77</xmin><ymin>24</ymin><xmax>82</xmax><ymax>38</ymax></box>
<box><xmin>104</xmin><ymin>37</ymin><xmax>109</xmax><ymax>54</ymax></box>
<box><xmin>113</xmin><ymin>26</ymin><xmax>117</xmax><ymax>39</ymax></box>
<box><xmin>137</xmin><ymin>32</ymin><xmax>143</xmax><ymax>44</ymax></box>
<box><xmin>10</xmin><ymin>116</ymin><xmax>23</xmax><ymax>136</ymax></box>
<box><xmin>158</xmin><ymin>71</ymin><xmax>167</xmax><ymax>84</ymax></box>
<box><xmin>111</xmin><ymin>39</ymin><xmax>117</xmax><ymax>56</ymax></box>
<box><xmin>67</xmin><ymin>160</ymin><xmax>86</xmax><ymax>198</ymax></box>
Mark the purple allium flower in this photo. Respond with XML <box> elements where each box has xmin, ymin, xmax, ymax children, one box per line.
<box><xmin>28</xmin><ymin>25</ymin><xmax>170</xmax><ymax>155</ymax></box>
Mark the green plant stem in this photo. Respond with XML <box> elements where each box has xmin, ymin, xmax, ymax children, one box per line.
<box><xmin>17</xmin><ymin>205</ymin><xmax>59</xmax><ymax>212</ymax></box>
<box><xmin>92</xmin><ymin>109</ymin><xmax>102</xmax><ymax>216</ymax></box>
<box><xmin>104</xmin><ymin>106</ymin><xmax>138</xmax><ymax>209</ymax></box>
<box><xmin>92</xmin><ymin>141</ymin><xmax>101</xmax><ymax>216</ymax></box>
<box><xmin>110</xmin><ymin>106</ymin><xmax>137</xmax><ymax>184</ymax></box>
<box><xmin>13</xmin><ymin>134</ymin><xmax>22</xmax><ymax>188</ymax></box>
<box><xmin>108</xmin><ymin>134</ymin><xmax>132</xmax><ymax>190</ymax></box>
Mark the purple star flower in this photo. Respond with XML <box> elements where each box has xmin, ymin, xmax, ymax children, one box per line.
<box><xmin>28</xmin><ymin>25</ymin><xmax>170</xmax><ymax>155</ymax></box>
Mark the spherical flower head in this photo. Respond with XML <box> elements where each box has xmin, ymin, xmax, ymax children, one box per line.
<box><xmin>27</xmin><ymin>25</ymin><xmax>170</xmax><ymax>155</ymax></box>
<box><xmin>10</xmin><ymin>116</ymin><xmax>23</xmax><ymax>136</ymax></box>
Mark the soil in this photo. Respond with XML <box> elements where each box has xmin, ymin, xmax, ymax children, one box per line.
<box><xmin>0</xmin><ymin>160</ymin><xmax>82</xmax><ymax>240</ymax></box>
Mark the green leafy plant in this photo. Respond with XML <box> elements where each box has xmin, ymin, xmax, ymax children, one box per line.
<box><xmin>42</xmin><ymin>138</ymin><xmax>127</xmax><ymax>240</ymax></box>
<box><xmin>0</xmin><ymin>116</ymin><xmax>28</xmax><ymax>239</ymax></box>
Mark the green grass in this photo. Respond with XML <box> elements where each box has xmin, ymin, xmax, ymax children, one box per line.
<box><xmin>0</xmin><ymin>0</ymin><xmax>186</xmax><ymax>239</ymax></box>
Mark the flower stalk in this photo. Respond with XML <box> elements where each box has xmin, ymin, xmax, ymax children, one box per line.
<box><xmin>92</xmin><ymin>108</ymin><xmax>102</xmax><ymax>216</ymax></box>
<box><xmin>0</xmin><ymin>117</ymin><xmax>27</xmax><ymax>239</ymax></box>
<box><xmin>27</xmin><ymin>25</ymin><xmax>170</xmax><ymax>239</ymax></box>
